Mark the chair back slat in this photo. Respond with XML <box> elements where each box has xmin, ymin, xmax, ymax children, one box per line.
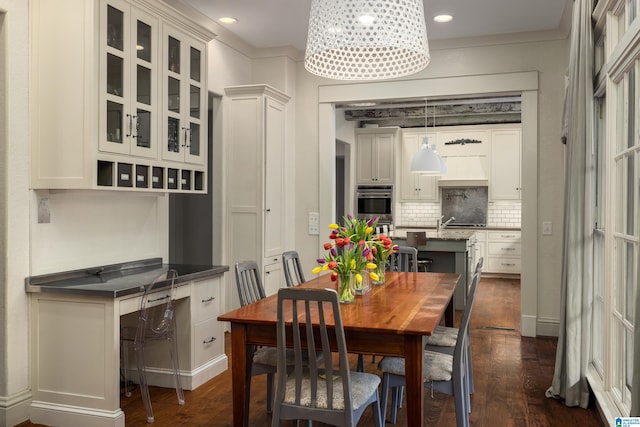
<box><xmin>282</xmin><ymin>251</ymin><xmax>306</xmax><ymax>287</ymax></box>
<box><xmin>138</xmin><ymin>269</ymin><xmax>179</xmax><ymax>341</ymax></box>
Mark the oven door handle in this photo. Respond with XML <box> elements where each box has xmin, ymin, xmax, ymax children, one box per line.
<box><xmin>357</xmin><ymin>193</ymin><xmax>392</xmax><ymax>198</ymax></box>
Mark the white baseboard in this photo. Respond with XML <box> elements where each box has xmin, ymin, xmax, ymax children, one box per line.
<box><xmin>127</xmin><ymin>354</ymin><xmax>228</xmax><ymax>391</ymax></box>
<box><xmin>536</xmin><ymin>317</ymin><xmax>560</xmax><ymax>337</ymax></box>
<box><xmin>29</xmin><ymin>401</ymin><xmax>125</xmax><ymax>427</ymax></box>
<box><xmin>0</xmin><ymin>389</ymin><xmax>31</xmax><ymax>426</ymax></box>
<box><xmin>521</xmin><ymin>314</ymin><xmax>537</xmax><ymax>337</ymax></box>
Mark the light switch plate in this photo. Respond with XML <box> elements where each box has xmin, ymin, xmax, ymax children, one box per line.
<box><xmin>309</xmin><ymin>212</ymin><xmax>320</xmax><ymax>235</ymax></box>
<box><xmin>542</xmin><ymin>221</ymin><xmax>552</xmax><ymax>235</ymax></box>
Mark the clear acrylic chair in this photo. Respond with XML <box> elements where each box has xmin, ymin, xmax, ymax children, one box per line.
<box><xmin>271</xmin><ymin>287</ymin><xmax>383</xmax><ymax>427</ymax></box>
<box><xmin>121</xmin><ymin>269</ymin><xmax>184</xmax><ymax>423</ymax></box>
<box><xmin>282</xmin><ymin>250</ymin><xmax>306</xmax><ymax>287</ymax></box>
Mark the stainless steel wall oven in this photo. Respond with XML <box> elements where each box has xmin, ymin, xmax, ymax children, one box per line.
<box><xmin>356</xmin><ymin>185</ymin><xmax>393</xmax><ymax>224</ymax></box>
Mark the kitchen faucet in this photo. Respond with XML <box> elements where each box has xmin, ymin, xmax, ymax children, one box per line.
<box><xmin>437</xmin><ymin>216</ymin><xmax>455</xmax><ymax>232</ymax></box>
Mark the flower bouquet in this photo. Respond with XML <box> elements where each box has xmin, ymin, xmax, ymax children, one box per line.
<box><xmin>370</xmin><ymin>233</ymin><xmax>398</xmax><ymax>285</ymax></box>
<box><xmin>312</xmin><ymin>215</ymin><xmax>380</xmax><ymax>303</ymax></box>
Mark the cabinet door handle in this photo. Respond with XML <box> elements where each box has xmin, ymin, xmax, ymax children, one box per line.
<box><xmin>181</xmin><ymin>127</ymin><xmax>190</xmax><ymax>148</ymax></box>
<box><xmin>201</xmin><ymin>296</ymin><xmax>215</xmax><ymax>303</ymax></box>
<box><xmin>148</xmin><ymin>294</ymin><xmax>170</xmax><ymax>303</ymax></box>
<box><xmin>203</xmin><ymin>337</ymin><xmax>217</xmax><ymax>344</ymax></box>
<box><xmin>125</xmin><ymin>114</ymin><xmax>135</xmax><ymax>137</ymax></box>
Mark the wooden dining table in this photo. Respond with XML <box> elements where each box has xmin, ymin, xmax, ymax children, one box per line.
<box><xmin>217</xmin><ymin>271</ymin><xmax>460</xmax><ymax>427</ymax></box>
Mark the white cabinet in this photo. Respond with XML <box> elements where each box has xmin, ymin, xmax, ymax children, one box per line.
<box><xmin>490</xmin><ymin>128</ymin><xmax>522</xmax><ymax>200</ymax></box>
<box><xmin>161</xmin><ymin>24</ymin><xmax>207</xmax><ymax>166</ymax></box>
<box><xmin>486</xmin><ymin>230</ymin><xmax>521</xmax><ymax>275</ymax></box>
<box><xmin>30</xmin><ymin>0</ymin><xmax>213</xmax><ymax>193</ymax></box>
<box><xmin>474</xmin><ymin>230</ymin><xmax>488</xmax><ymax>267</ymax></box>
<box><xmin>264</xmin><ymin>260</ymin><xmax>285</xmax><ymax>297</ymax></box>
<box><xmin>399</xmin><ymin>130</ymin><xmax>438</xmax><ymax>201</ymax></box>
<box><xmin>99</xmin><ymin>0</ymin><xmax>158</xmax><ymax>159</ymax></box>
<box><xmin>356</xmin><ymin>128</ymin><xmax>397</xmax><ymax>184</ymax></box>
<box><xmin>225</xmin><ymin>85</ymin><xmax>290</xmax><ymax>309</ymax></box>
<box><xmin>189</xmin><ymin>277</ymin><xmax>225</xmax><ymax>378</ymax></box>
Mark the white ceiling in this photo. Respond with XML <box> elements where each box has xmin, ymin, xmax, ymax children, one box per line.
<box><xmin>182</xmin><ymin>0</ymin><xmax>572</xmax><ymax>51</ymax></box>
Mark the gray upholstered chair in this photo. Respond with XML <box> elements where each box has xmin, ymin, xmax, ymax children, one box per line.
<box><xmin>121</xmin><ymin>269</ymin><xmax>184</xmax><ymax>423</ymax></box>
<box><xmin>234</xmin><ymin>261</ymin><xmax>277</xmax><ymax>413</ymax></box>
<box><xmin>271</xmin><ymin>287</ymin><xmax>383</xmax><ymax>427</ymax></box>
<box><xmin>282</xmin><ymin>250</ymin><xmax>306</xmax><ymax>287</ymax></box>
<box><xmin>378</xmin><ymin>272</ymin><xmax>479</xmax><ymax>426</ymax></box>
<box><xmin>424</xmin><ymin>257</ymin><xmax>484</xmax><ymax>394</ymax></box>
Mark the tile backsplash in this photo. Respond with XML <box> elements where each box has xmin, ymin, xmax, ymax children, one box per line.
<box><xmin>398</xmin><ymin>201</ymin><xmax>521</xmax><ymax>228</ymax></box>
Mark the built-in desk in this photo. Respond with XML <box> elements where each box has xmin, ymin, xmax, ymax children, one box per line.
<box><xmin>390</xmin><ymin>229</ymin><xmax>476</xmax><ymax>310</ymax></box>
<box><xmin>25</xmin><ymin>258</ymin><xmax>229</xmax><ymax>427</ymax></box>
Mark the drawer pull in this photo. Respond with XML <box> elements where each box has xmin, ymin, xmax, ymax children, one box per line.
<box><xmin>501</xmin><ymin>248</ymin><xmax>516</xmax><ymax>251</ymax></box>
<box><xmin>201</xmin><ymin>296</ymin><xmax>215</xmax><ymax>303</ymax></box>
<box><xmin>501</xmin><ymin>263</ymin><xmax>516</xmax><ymax>267</ymax></box>
<box><xmin>501</xmin><ymin>234</ymin><xmax>517</xmax><ymax>238</ymax></box>
<box><xmin>148</xmin><ymin>295</ymin><xmax>170</xmax><ymax>303</ymax></box>
<box><xmin>203</xmin><ymin>337</ymin><xmax>217</xmax><ymax>344</ymax></box>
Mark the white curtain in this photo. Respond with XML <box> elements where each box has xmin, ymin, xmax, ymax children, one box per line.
<box><xmin>545</xmin><ymin>0</ymin><xmax>594</xmax><ymax>408</ymax></box>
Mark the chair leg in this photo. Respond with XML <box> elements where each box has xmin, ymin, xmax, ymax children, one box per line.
<box><xmin>266</xmin><ymin>372</ymin><xmax>274</xmax><ymax>413</ymax></box>
<box><xmin>169</xmin><ymin>333</ymin><xmax>185</xmax><ymax>406</ymax></box>
<box><xmin>356</xmin><ymin>354</ymin><xmax>364</xmax><ymax>372</ymax></box>
<box><xmin>372</xmin><ymin>393</ymin><xmax>383</xmax><ymax>427</ymax></box>
<box><xmin>380</xmin><ymin>373</ymin><xmax>389</xmax><ymax>424</ymax></box>
<box><xmin>121</xmin><ymin>339</ymin><xmax>132</xmax><ymax>397</ymax></box>
<box><xmin>390</xmin><ymin>386</ymin><xmax>399</xmax><ymax>424</ymax></box>
<box><xmin>135</xmin><ymin>346</ymin><xmax>155</xmax><ymax>423</ymax></box>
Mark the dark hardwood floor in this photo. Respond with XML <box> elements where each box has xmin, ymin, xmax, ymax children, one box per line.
<box><xmin>22</xmin><ymin>277</ymin><xmax>603</xmax><ymax>426</ymax></box>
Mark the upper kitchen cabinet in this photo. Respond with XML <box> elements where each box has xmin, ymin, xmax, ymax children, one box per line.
<box><xmin>490</xmin><ymin>128</ymin><xmax>522</xmax><ymax>201</ymax></box>
<box><xmin>224</xmin><ymin>85</ymin><xmax>290</xmax><ymax>302</ymax></box>
<box><xmin>355</xmin><ymin>128</ymin><xmax>397</xmax><ymax>185</ymax></box>
<box><xmin>161</xmin><ymin>25</ymin><xmax>206</xmax><ymax>166</ymax></box>
<box><xmin>399</xmin><ymin>129</ymin><xmax>438</xmax><ymax>201</ymax></box>
<box><xmin>99</xmin><ymin>0</ymin><xmax>158</xmax><ymax>159</ymax></box>
<box><xmin>30</xmin><ymin>0</ymin><xmax>214</xmax><ymax>193</ymax></box>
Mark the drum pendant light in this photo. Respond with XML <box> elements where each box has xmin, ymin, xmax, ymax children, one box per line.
<box><xmin>304</xmin><ymin>0</ymin><xmax>430</xmax><ymax>80</ymax></box>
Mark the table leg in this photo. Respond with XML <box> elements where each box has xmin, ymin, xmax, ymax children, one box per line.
<box><xmin>404</xmin><ymin>335</ymin><xmax>424</xmax><ymax>427</ymax></box>
<box><xmin>230</xmin><ymin>323</ymin><xmax>252</xmax><ymax>427</ymax></box>
<box><xmin>444</xmin><ymin>296</ymin><xmax>455</xmax><ymax>327</ymax></box>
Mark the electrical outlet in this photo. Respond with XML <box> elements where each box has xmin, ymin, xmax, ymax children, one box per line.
<box><xmin>542</xmin><ymin>221</ymin><xmax>552</xmax><ymax>235</ymax></box>
<box><xmin>309</xmin><ymin>212</ymin><xmax>320</xmax><ymax>235</ymax></box>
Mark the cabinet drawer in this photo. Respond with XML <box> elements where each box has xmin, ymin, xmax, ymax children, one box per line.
<box><xmin>192</xmin><ymin>279</ymin><xmax>221</xmax><ymax>323</ymax></box>
<box><xmin>194</xmin><ymin>318</ymin><xmax>224</xmax><ymax>367</ymax></box>
<box><xmin>488</xmin><ymin>230</ymin><xmax>521</xmax><ymax>241</ymax></box>
<box><xmin>488</xmin><ymin>241</ymin><xmax>521</xmax><ymax>257</ymax></box>
<box><xmin>487</xmin><ymin>257</ymin><xmax>521</xmax><ymax>274</ymax></box>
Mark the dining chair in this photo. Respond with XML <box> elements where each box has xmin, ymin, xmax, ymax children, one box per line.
<box><xmin>271</xmin><ymin>287</ymin><xmax>383</xmax><ymax>427</ymax></box>
<box><xmin>282</xmin><ymin>250</ymin><xmax>306</xmax><ymax>287</ymax></box>
<box><xmin>234</xmin><ymin>261</ymin><xmax>277</xmax><ymax>413</ymax></box>
<box><xmin>424</xmin><ymin>257</ymin><xmax>483</xmax><ymax>394</ymax></box>
<box><xmin>378</xmin><ymin>271</ymin><xmax>479</xmax><ymax>426</ymax></box>
<box><xmin>388</xmin><ymin>246</ymin><xmax>418</xmax><ymax>272</ymax></box>
<box><xmin>358</xmin><ymin>245</ymin><xmax>419</xmax><ymax>372</ymax></box>
<box><xmin>120</xmin><ymin>269</ymin><xmax>185</xmax><ymax>423</ymax></box>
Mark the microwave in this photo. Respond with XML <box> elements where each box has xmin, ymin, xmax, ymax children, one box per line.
<box><xmin>356</xmin><ymin>185</ymin><xmax>393</xmax><ymax>224</ymax></box>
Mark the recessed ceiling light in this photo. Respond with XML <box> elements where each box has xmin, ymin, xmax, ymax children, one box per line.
<box><xmin>433</xmin><ymin>14</ymin><xmax>453</xmax><ymax>23</ymax></box>
<box><xmin>218</xmin><ymin>17</ymin><xmax>238</xmax><ymax>24</ymax></box>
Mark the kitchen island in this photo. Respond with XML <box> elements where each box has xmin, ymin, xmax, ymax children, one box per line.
<box><xmin>390</xmin><ymin>228</ymin><xmax>477</xmax><ymax>310</ymax></box>
<box><xmin>25</xmin><ymin>258</ymin><xmax>229</xmax><ymax>427</ymax></box>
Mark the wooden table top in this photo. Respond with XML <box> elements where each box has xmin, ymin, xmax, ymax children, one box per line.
<box><xmin>218</xmin><ymin>271</ymin><xmax>460</xmax><ymax>336</ymax></box>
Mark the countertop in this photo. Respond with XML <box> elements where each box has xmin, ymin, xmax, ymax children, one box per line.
<box><xmin>25</xmin><ymin>258</ymin><xmax>229</xmax><ymax>298</ymax></box>
<box><xmin>389</xmin><ymin>228</ymin><xmax>478</xmax><ymax>241</ymax></box>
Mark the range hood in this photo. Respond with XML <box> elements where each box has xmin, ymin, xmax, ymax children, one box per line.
<box><xmin>438</xmin><ymin>179</ymin><xmax>489</xmax><ymax>187</ymax></box>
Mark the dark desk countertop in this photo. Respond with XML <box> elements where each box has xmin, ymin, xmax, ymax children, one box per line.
<box><xmin>25</xmin><ymin>258</ymin><xmax>229</xmax><ymax>298</ymax></box>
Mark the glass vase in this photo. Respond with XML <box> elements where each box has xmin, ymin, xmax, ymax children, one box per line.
<box><xmin>372</xmin><ymin>263</ymin><xmax>386</xmax><ymax>286</ymax></box>
<box><xmin>354</xmin><ymin>270</ymin><xmax>371</xmax><ymax>295</ymax></box>
<box><xmin>337</xmin><ymin>272</ymin><xmax>356</xmax><ymax>303</ymax></box>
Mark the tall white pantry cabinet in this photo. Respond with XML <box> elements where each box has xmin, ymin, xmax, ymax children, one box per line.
<box><xmin>224</xmin><ymin>85</ymin><xmax>290</xmax><ymax>307</ymax></box>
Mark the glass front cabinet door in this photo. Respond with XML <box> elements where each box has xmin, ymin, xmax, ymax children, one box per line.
<box><xmin>162</xmin><ymin>24</ymin><xmax>206</xmax><ymax>166</ymax></box>
<box><xmin>100</xmin><ymin>0</ymin><xmax>158</xmax><ymax>158</ymax></box>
